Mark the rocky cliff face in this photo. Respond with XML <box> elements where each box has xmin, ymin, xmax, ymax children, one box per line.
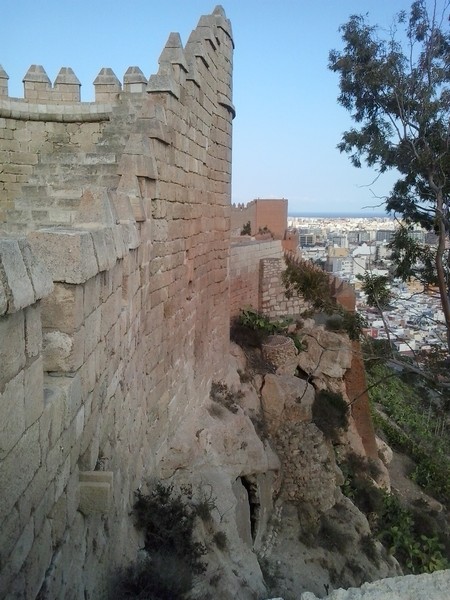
<box><xmin>143</xmin><ymin>320</ymin><xmax>401</xmax><ymax>600</ymax></box>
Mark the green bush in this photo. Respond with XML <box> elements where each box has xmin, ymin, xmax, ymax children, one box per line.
<box><xmin>231</xmin><ymin>309</ymin><xmax>284</xmax><ymax>348</ymax></box>
<box><xmin>114</xmin><ymin>553</ymin><xmax>194</xmax><ymax>600</ymax></box>
<box><xmin>342</xmin><ymin>441</ymin><xmax>450</xmax><ymax>572</ymax></box>
<box><xmin>318</xmin><ymin>516</ymin><xmax>352</xmax><ymax>552</ymax></box>
<box><xmin>241</xmin><ymin>221</ymin><xmax>251</xmax><ymax>235</ymax></box>
<box><xmin>371</xmin><ymin>411</ymin><xmax>450</xmax><ymax>505</ymax></box>
<box><xmin>283</xmin><ymin>258</ymin><xmax>366</xmax><ymax>340</ymax></box>
<box><xmin>283</xmin><ymin>259</ymin><xmax>333</xmax><ymax>311</ymax></box>
<box><xmin>376</xmin><ymin>493</ymin><xmax>450</xmax><ymax>574</ymax></box>
<box><xmin>212</xmin><ymin>531</ymin><xmax>228</xmax><ymax>550</ymax></box>
<box><xmin>238</xmin><ymin>308</ymin><xmax>291</xmax><ymax>336</ymax></box>
<box><xmin>114</xmin><ymin>483</ymin><xmax>207</xmax><ymax>599</ymax></box>
<box><xmin>194</xmin><ymin>488</ymin><xmax>217</xmax><ymax>522</ymax></box>
<box><xmin>343</xmin><ymin>474</ymin><xmax>383</xmax><ymax>520</ymax></box>
<box><xmin>340</xmin><ymin>309</ymin><xmax>367</xmax><ymax>341</ymax></box>
<box><xmin>133</xmin><ymin>484</ymin><xmax>206</xmax><ymax>574</ymax></box>
<box><xmin>312</xmin><ymin>390</ymin><xmax>349</xmax><ymax>441</ymax></box>
<box><xmin>325</xmin><ymin>314</ymin><xmax>343</xmax><ymax>332</ymax></box>
<box><xmin>341</xmin><ymin>465</ymin><xmax>450</xmax><ymax>574</ymax></box>
<box><xmin>367</xmin><ymin>363</ymin><xmax>450</xmax><ymax>506</ymax></box>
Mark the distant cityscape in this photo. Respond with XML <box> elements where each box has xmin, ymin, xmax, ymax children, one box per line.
<box><xmin>288</xmin><ymin>214</ymin><xmax>445</xmax><ymax>355</ymax></box>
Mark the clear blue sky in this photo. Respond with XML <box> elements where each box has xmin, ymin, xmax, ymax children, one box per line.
<box><xmin>1</xmin><ymin>1</ymin><xmax>425</xmax><ymax>213</ymax></box>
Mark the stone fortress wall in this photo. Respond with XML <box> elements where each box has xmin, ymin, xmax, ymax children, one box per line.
<box><xmin>231</xmin><ymin>198</ymin><xmax>288</xmax><ymax>239</ymax></box>
<box><xmin>1</xmin><ymin>6</ymin><xmax>447</xmax><ymax>600</ymax></box>
<box><xmin>0</xmin><ymin>7</ymin><xmax>235</xmax><ymax>598</ymax></box>
<box><xmin>229</xmin><ymin>239</ymin><xmax>284</xmax><ymax>316</ymax></box>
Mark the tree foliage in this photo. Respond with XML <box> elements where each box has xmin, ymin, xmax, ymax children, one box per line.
<box><xmin>357</xmin><ymin>272</ymin><xmax>393</xmax><ymax>310</ymax></box>
<box><xmin>388</xmin><ymin>224</ymin><xmax>438</xmax><ymax>286</ymax></box>
<box><xmin>283</xmin><ymin>258</ymin><xmax>367</xmax><ymax>340</ymax></box>
<box><xmin>329</xmin><ymin>0</ymin><xmax>450</xmax><ymax>351</ymax></box>
<box><xmin>283</xmin><ymin>258</ymin><xmax>334</xmax><ymax>312</ymax></box>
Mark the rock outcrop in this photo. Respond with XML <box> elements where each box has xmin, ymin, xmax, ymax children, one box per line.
<box><xmin>299</xmin><ymin>569</ymin><xmax>450</xmax><ymax>600</ymax></box>
<box><xmin>162</xmin><ymin>324</ymin><xmax>401</xmax><ymax>599</ymax></box>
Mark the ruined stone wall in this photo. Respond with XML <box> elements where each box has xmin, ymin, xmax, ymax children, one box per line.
<box><xmin>229</xmin><ymin>239</ymin><xmax>283</xmax><ymax>318</ymax></box>
<box><xmin>0</xmin><ymin>8</ymin><xmax>234</xmax><ymax>599</ymax></box>
<box><xmin>259</xmin><ymin>258</ymin><xmax>308</xmax><ymax>318</ymax></box>
<box><xmin>259</xmin><ymin>257</ymin><xmax>360</xmax><ymax>319</ymax></box>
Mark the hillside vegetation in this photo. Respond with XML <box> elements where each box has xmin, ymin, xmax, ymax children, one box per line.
<box><xmin>362</xmin><ymin>352</ymin><xmax>450</xmax><ymax>573</ymax></box>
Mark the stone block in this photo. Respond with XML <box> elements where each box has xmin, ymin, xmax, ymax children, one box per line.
<box><xmin>90</xmin><ymin>227</ymin><xmax>118</xmax><ymax>272</ymax></box>
<box><xmin>35</xmin><ymin>545</ymin><xmax>64</xmax><ymax>600</ymax></box>
<box><xmin>24</xmin><ymin>304</ymin><xmax>42</xmax><ymax>358</ymax></box>
<box><xmin>17</xmin><ymin>237</ymin><xmax>53</xmax><ymax>301</ymax></box>
<box><xmin>10</xmin><ymin>518</ymin><xmax>35</xmax><ymax>576</ymax></box>
<box><xmin>28</xmin><ymin>229</ymin><xmax>100</xmax><ymax>284</ymax></box>
<box><xmin>0</xmin><ymin>507</ymin><xmax>20</xmax><ymax>570</ymax></box>
<box><xmin>0</xmin><ymin>311</ymin><xmax>26</xmax><ymax>391</ymax></box>
<box><xmin>44</xmin><ymin>373</ymin><xmax>82</xmax><ymax>432</ymax></box>
<box><xmin>84</xmin><ymin>308</ymin><xmax>101</xmax><ymax>357</ymax></box>
<box><xmin>54</xmin><ymin>454</ymin><xmax>70</xmax><ymax>501</ymax></box>
<box><xmin>118</xmin><ymin>149</ymin><xmax>158</xmax><ymax>179</ymax></box>
<box><xmin>112</xmin><ymin>225</ymin><xmax>126</xmax><ymax>259</ymax></box>
<box><xmin>94</xmin><ymin>340</ymin><xmax>107</xmax><ymax>378</ymax></box>
<box><xmin>48</xmin><ymin>493</ymin><xmax>67</xmax><ymax>550</ymax></box>
<box><xmin>65</xmin><ymin>471</ymin><xmax>80</xmax><ymax>527</ymax></box>
<box><xmin>17</xmin><ymin>465</ymin><xmax>49</xmax><ymax>529</ymax></box>
<box><xmin>40</xmin><ymin>282</ymin><xmax>84</xmax><ymax>333</ymax></box>
<box><xmin>100</xmin><ymin>287</ymin><xmax>122</xmax><ymax>338</ymax></box>
<box><xmin>0</xmin><ymin>277</ymin><xmax>8</xmax><ymax>315</ymax></box>
<box><xmin>83</xmin><ymin>275</ymin><xmax>101</xmax><ymax>318</ymax></box>
<box><xmin>0</xmin><ymin>370</ymin><xmax>25</xmax><ymax>459</ymax></box>
<box><xmin>23</xmin><ymin>519</ymin><xmax>52</xmax><ymax>600</ymax></box>
<box><xmin>0</xmin><ymin>238</ymin><xmax>35</xmax><ymax>312</ymax></box>
<box><xmin>0</xmin><ymin>420</ymin><xmax>40</xmax><ymax>525</ymax></box>
<box><xmin>99</xmin><ymin>270</ymin><xmax>113</xmax><ymax>303</ymax></box>
<box><xmin>45</xmin><ymin>442</ymin><xmax>67</xmax><ymax>490</ymax></box>
<box><xmin>24</xmin><ymin>357</ymin><xmax>44</xmax><ymax>428</ymax></box>
<box><xmin>75</xmin><ymin>405</ymin><xmax>85</xmax><ymax>440</ymax></box>
<box><xmin>42</xmin><ymin>328</ymin><xmax>85</xmax><ymax>372</ymax></box>
<box><xmin>32</xmin><ymin>478</ymin><xmax>55</xmax><ymax>538</ymax></box>
<box><xmin>41</xmin><ymin>384</ymin><xmax>64</xmax><ymax>451</ymax></box>
<box><xmin>80</xmin><ymin>351</ymin><xmax>97</xmax><ymax>397</ymax></box>
<box><xmin>78</xmin><ymin>471</ymin><xmax>113</xmax><ymax>515</ymax></box>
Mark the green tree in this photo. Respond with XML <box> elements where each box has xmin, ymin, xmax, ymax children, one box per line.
<box><xmin>357</xmin><ymin>272</ymin><xmax>393</xmax><ymax>310</ymax></box>
<box><xmin>282</xmin><ymin>258</ymin><xmax>367</xmax><ymax>340</ymax></box>
<box><xmin>241</xmin><ymin>221</ymin><xmax>251</xmax><ymax>235</ymax></box>
<box><xmin>329</xmin><ymin>0</ymin><xmax>450</xmax><ymax>352</ymax></box>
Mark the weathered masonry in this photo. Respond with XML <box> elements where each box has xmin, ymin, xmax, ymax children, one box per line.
<box><xmin>0</xmin><ymin>7</ymin><xmax>234</xmax><ymax>598</ymax></box>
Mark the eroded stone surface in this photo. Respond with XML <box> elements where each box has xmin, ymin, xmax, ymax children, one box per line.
<box><xmin>299</xmin><ymin>569</ymin><xmax>450</xmax><ymax>600</ymax></box>
<box><xmin>298</xmin><ymin>327</ymin><xmax>353</xmax><ymax>379</ymax></box>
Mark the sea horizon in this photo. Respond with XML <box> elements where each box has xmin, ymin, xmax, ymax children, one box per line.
<box><xmin>289</xmin><ymin>211</ymin><xmax>390</xmax><ymax>219</ymax></box>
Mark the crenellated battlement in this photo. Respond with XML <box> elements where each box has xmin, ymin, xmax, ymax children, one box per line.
<box><xmin>0</xmin><ymin>5</ymin><xmax>234</xmax><ymax>115</ymax></box>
